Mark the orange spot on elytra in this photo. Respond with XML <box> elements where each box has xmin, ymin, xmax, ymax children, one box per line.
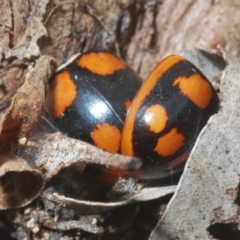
<box><xmin>45</xmin><ymin>71</ymin><xmax>77</xmax><ymax>118</ymax></box>
<box><xmin>173</xmin><ymin>74</ymin><xmax>213</xmax><ymax>109</ymax></box>
<box><xmin>124</xmin><ymin>99</ymin><xmax>132</xmax><ymax>111</ymax></box>
<box><xmin>144</xmin><ymin>104</ymin><xmax>168</xmax><ymax>133</ymax></box>
<box><xmin>78</xmin><ymin>52</ymin><xmax>126</xmax><ymax>76</ymax></box>
<box><xmin>154</xmin><ymin>128</ymin><xmax>185</xmax><ymax>157</ymax></box>
<box><xmin>91</xmin><ymin>123</ymin><xmax>121</xmax><ymax>153</ymax></box>
<box><xmin>121</xmin><ymin>55</ymin><xmax>186</xmax><ymax>157</ymax></box>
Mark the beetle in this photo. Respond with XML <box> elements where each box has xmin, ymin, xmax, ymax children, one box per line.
<box><xmin>45</xmin><ymin>50</ymin><xmax>143</xmax><ymax>154</ymax></box>
<box><xmin>45</xmin><ymin>53</ymin><xmax>219</xmax><ymax>183</ymax></box>
<box><xmin>121</xmin><ymin>55</ymin><xmax>219</xmax><ymax>179</ymax></box>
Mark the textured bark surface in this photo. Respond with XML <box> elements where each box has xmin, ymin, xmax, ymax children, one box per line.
<box><xmin>0</xmin><ymin>0</ymin><xmax>240</xmax><ymax>239</ymax></box>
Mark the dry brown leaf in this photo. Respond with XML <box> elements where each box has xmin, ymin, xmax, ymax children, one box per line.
<box><xmin>35</xmin><ymin>132</ymin><xmax>141</xmax><ymax>180</ymax></box>
<box><xmin>44</xmin><ymin>185</ymin><xmax>176</xmax><ymax>215</ymax></box>
<box><xmin>0</xmin><ymin>153</ymin><xmax>44</xmax><ymax>209</ymax></box>
<box><xmin>0</xmin><ymin>56</ymin><xmax>55</xmax><ymax>141</ymax></box>
<box><xmin>41</xmin><ymin>0</ymin><xmax>137</xmax><ymax>63</ymax></box>
<box><xmin>0</xmin><ymin>0</ymin><xmax>13</xmax><ymax>59</ymax></box>
<box><xmin>127</xmin><ymin>0</ymin><xmax>240</xmax><ymax>78</ymax></box>
<box><xmin>4</xmin><ymin>0</ymin><xmax>49</xmax><ymax>60</ymax></box>
<box><xmin>0</xmin><ymin>66</ymin><xmax>26</xmax><ymax>111</ymax></box>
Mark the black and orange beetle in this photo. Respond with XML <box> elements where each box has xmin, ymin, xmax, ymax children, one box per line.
<box><xmin>45</xmin><ymin>50</ymin><xmax>143</xmax><ymax>154</ymax></box>
<box><xmin>45</xmin><ymin>52</ymin><xmax>219</xmax><ymax>183</ymax></box>
<box><xmin>121</xmin><ymin>55</ymin><xmax>219</xmax><ymax>179</ymax></box>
